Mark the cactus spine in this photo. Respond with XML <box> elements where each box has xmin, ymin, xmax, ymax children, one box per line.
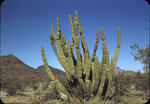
<box><xmin>41</xmin><ymin>11</ymin><xmax>121</xmax><ymax>102</ymax></box>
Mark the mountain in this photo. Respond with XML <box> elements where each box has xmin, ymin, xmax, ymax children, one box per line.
<box><xmin>113</xmin><ymin>66</ymin><xmax>137</xmax><ymax>76</ymax></box>
<box><xmin>0</xmin><ymin>54</ymin><xmax>66</xmax><ymax>89</ymax></box>
<box><xmin>0</xmin><ymin>54</ymin><xmax>66</xmax><ymax>76</ymax></box>
<box><xmin>0</xmin><ymin>54</ymin><xmax>137</xmax><ymax>80</ymax></box>
<box><xmin>0</xmin><ymin>54</ymin><xmax>137</xmax><ymax>78</ymax></box>
<box><xmin>0</xmin><ymin>54</ymin><xmax>35</xmax><ymax>75</ymax></box>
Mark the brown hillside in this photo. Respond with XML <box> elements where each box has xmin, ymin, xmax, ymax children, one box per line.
<box><xmin>0</xmin><ymin>54</ymin><xmax>66</xmax><ymax>91</ymax></box>
<box><xmin>0</xmin><ymin>54</ymin><xmax>66</xmax><ymax>77</ymax></box>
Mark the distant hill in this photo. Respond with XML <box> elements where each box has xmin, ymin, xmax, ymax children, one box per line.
<box><xmin>0</xmin><ymin>54</ymin><xmax>35</xmax><ymax>75</ymax></box>
<box><xmin>114</xmin><ymin>66</ymin><xmax>136</xmax><ymax>76</ymax></box>
<box><xmin>0</xmin><ymin>54</ymin><xmax>65</xmax><ymax>76</ymax></box>
<box><xmin>0</xmin><ymin>54</ymin><xmax>138</xmax><ymax>89</ymax></box>
<box><xmin>0</xmin><ymin>54</ymin><xmax>67</xmax><ymax>89</ymax></box>
<box><xmin>0</xmin><ymin>54</ymin><xmax>137</xmax><ymax>80</ymax></box>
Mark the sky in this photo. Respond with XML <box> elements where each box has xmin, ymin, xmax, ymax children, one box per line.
<box><xmin>1</xmin><ymin>0</ymin><xmax>149</xmax><ymax>72</ymax></box>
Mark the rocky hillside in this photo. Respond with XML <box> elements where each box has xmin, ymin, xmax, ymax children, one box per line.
<box><xmin>0</xmin><ymin>54</ymin><xmax>135</xmax><ymax>78</ymax></box>
<box><xmin>0</xmin><ymin>54</ymin><xmax>66</xmax><ymax>78</ymax></box>
<box><xmin>0</xmin><ymin>54</ymin><xmax>136</xmax><ymax>86</ymax></box>
<box><xmin>0</xmin><ymin>54</ymin><xmax>67</xmax><ymax>92</ymax></box>
<box><xmin>0</xmin><ymin>54</ymin><xmax>67</xmax><ymax>104</ymax></box>
<box><xmin>113</xmin><ymin>66</ymin><xmax>137</xmax><ymax>75</ymax></box>
<box><xmin>0</xmin><ymin>54</ymin><xmax>35</xmax><ymax>76</ymax></box>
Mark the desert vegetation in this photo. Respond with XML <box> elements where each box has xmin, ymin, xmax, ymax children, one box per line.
<box><xmin>0</xmin><ymin>11</ymin><xmax>149</xmax><ymax>104</ymax></box>
<box><xmin>39</xmin><ymin>11</ymin><xmax>149</xmax><ymax>104</ymax></box>
<box><xmin>0</xmin><ymin>54</ymin><xmax>149</xmax><ymax>104</ymax></box>
<box><xmin>0</xmin><ymin>54</ymin><xmax>149</xmax><ymax>103</ymax></box>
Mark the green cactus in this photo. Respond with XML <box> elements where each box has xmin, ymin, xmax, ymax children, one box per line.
<box><xmin>41</xmin><ymin>11</ymin><xmax>121</xmax><ymax>102</ymax></box>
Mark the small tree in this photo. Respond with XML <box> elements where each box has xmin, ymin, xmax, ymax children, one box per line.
<box><xmin>130</xmin><ymin>43</ymin><xmax>150</xmax><ymax>72</ymax></box>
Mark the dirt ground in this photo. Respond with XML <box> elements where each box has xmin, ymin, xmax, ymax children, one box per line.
<box><xmin>0</xmin><ymin>89</ymin><xmax>148</xmax><ymax>104</ymax></box>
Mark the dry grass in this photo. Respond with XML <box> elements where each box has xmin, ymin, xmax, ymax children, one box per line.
<box><xmin>1</xmin><ymin>90</ymin><xmax>148</xmax><ymax>104</ymax></box>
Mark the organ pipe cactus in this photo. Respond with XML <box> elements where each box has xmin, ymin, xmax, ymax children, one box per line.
<box><xmin>41</xmin><ymin>11</ymin><xmax>121</xmax><ymax>102</ymax></box>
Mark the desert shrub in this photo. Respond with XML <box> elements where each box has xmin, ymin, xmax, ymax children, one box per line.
<box><xmin>41</xmin><ymin>81</ymin><xmax>51</xmax><ymax>91</ymax></box>
<box><xmin>7</xmin><ymin>82</ymin><xmax>18</xmax><ymax>96</ymax></box>
<box><xmin>1</xmin><ymin>74</ymin><xmax>25</xmax><ymax>95</ymax></box>
<box><xmin>140</xmin><ymin>73</ymin><xmax>149</xmax><ymax>91</ymax></box>
<box><xmin>1</xmin><ymin>74</ymin><xmax>13</xmax><ymax>89</ymax></box>
<box><xmin>112</xmin><ymin>72</ymin><xmax>131</xmax><ymax>96</ymax></box>
<box><xmin>34</xmin><ymin>85</ymin><xmax>60</xmax><ymax>104</ymax></box>
<box><xmin>112</xmin><ymin>96</ymin><xmax>124</xmax><ymax>103</ymax></box>
<box><xmin>44</xmin><ymin>86</ymin><xmax>60</xmax><ymax>100</ymax></box>
<box><xmin>1</xmin><ymin>72</ymin><xmax>41</xmax><ymax>95</ymax></box>
<box><xmin>32</xmin><ymin>84</ymin><xmax>39</xmax><ymax>90</ymax></box>
<box><xmin>66</xmin><ymin>83</ymin><xmax>92</xmax><ymax>102</ymax></box>
<box><xmin>134</xmin><ymin>72</ymin><xmax>150</xmax><ymax>94</ymax></box>
<box><xmin>21</xmin><ymin>73</ymin><xmax>42</xmax><ymax>90</ymax></box>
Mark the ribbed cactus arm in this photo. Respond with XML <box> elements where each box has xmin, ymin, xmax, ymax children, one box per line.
<box><xmin>41</xmin><ymin>46</ymin><xmax>55</xmax><ymax>81</ymax></box>
<box><xmin>100</xmin><ymin>26</ymin><xmax>106</xmax><ymax>41</ymax></box>
<box><xmin>104</xmin><ymin>57</ymin><xmax>114</xmax><ymax>100</ymax></box>
<box><xmin>69</xmin><ymin>14</ymin><xmax>76</xmax><ymax>44</ymax></box>
<box><xmin>66</xmin><ymin>40</ymin><xmax>75</xmax><ymax>74</ymax></box>
<box><xmin>112</xmin><ymin>27</ymin><xmax>121</xmax><ymax>69</ymax></box>
<box><xmin>74</xmin><ymin>36</ymin><xmax>83</xmax><ymax>78</ymax></box>
<box><xmin>51</xmin><ymin>24</ymin><xmax>68</xmax><ymax>59</ymax></box>
<box><xmin>69</xmin><ymin>13</ymin><xmax>83</xmax><ymax>78</ymax></box>
<box><xmin>106</xmin><ymin>48</ymin><xmax>109</xmax><ymax>65</ymax></box>
<box><xmin>114</xmin><ymin>27</ymin><xmax>120</xmax><ymax>66</ymax></box>
<box><xmin>70</xmin><ymin>41</ymin><xmax>77</xmax><ymax>65</ymax></box>
<box><xmin>60</xmin><ymin>33</ymin><xmax>68</xmax><ymax>57</ymax></box>
<box><xmin>68</xmin><ymin>14</ymin><xmax>79</xmax><ymax>62</ymax></box>
<box><xmin>75</xmin><ymin>11</ymin><xmax>79</xmax><ymax>25</ymax></box>
<box><xmin>75</xmin><ymin>10</ymin><xmax>90</xmax><ymax>59</ymax></box>
<box><xmin>105</xmin><ymin>27</ymin><xmax>121</xmax><ymax>100</ymax></box>
<box><xmin>56</xmin><ymin>17</ymin><xmax>66</xmax><ymax>58</ymax></box>
<box><xmin>92</xmin><ymin>30</ymin><xmax>100</xmax><ymax>61</ymax></box>
<box><xmin>51</xmin><ymin>20</ymin><xmax>74</xmax><ymax>77</ymax></box>
<box><xmin>117</xmin><ymin>28</ymin><xmax>121</xmax><ymax>48</ymax></box>
<box><xmin>79</xmin><ymin>24</ymin><xmax>90</xmax><ymax>58</ymax></box>
<box><xmin>74</xmin><ymin>15</ymin><xmax>78</xmax><ymax>36</ymax></box>
<box><xmin>41</xmin><ymin>45</ymin><xmax>71</xmax><ymax>97</ymax></box>
<box><xmin>55</xmin><ymin>17</ymin><xmax>71</xmax><ymax>73</ymax></box>
<box><xmin>50</xmin><ymin>25</ymin><xmax>70</xmax><ymax>74</ymax></box>
<box><xmin>50</xmin><ymin>25</ymin><xmax>62</xmax><ymax>64</ymax></box>
<box><xmin>92</xmin><ymin>56</ymin><xmax>101</xmax><ymax>92</ymax></box>
<box><xmin>95</xmin><ymin>64</ymin><xmax>107</xmax><ymax>99</ymax></box>
<box><xmin>77</xmin><ymin>17</ymin><xmax>92</xmax><ymax>78</ymax></box>
<box><xmin>100</xmin><ymin>26</ymin><xmax>107</xmax><ymax>65</ymax></box>
<box><xmin>55</xmin><ymin>17</ymin><xmax>68</xmax><ymax>58</ymax></box>
<box><xmin>79</xmin><ymin>24</ymin><xmax>91</xmax><ymax>77</ymax></box>
<box><xmin>94</xmin><ymin>26</ymin><xmax>108</xmax><ymax>99</ymax></box>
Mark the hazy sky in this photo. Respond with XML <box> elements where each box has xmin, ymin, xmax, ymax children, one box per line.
<box><xmin>1</xmin><ymin>0</ymin><xmax>149</xmax><ymax>72</ymax></box>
